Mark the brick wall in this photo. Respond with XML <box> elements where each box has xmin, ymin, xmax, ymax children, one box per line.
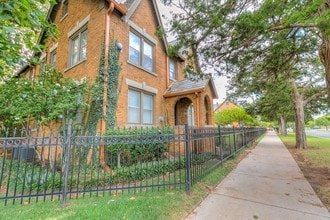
<box><xmin>36</xmin><ymin>0</ymin><xmax>215</xmax><ymax>129</ymax></box>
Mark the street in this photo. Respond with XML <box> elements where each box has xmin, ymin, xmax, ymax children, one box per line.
<box><xmin>305</xmin><ymin>129</ymin><xmax>330</xmax><ymax>139</ymax></box>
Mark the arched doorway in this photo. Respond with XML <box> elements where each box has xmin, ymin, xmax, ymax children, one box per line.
<box><xmin>174</xmin><ymin>97</ymin><xmax>194</xmax><ymax>126</ymax></box>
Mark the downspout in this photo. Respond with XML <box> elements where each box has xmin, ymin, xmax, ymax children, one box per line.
<box><xmin>100</xmin><ymin>0</ymin><xmax>115</xmax><ymax>173</ymax></box>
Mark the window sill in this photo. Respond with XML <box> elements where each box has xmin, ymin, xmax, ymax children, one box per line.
<box><xmin>60</xmin><ymin>13</ymin><xmax>68</xmax><ymax>22</ymax></box>
<box><xmin>127</xmin><ymin>60</ymin><xmax>157</xmax><ymax>77</ymax></box>
<box><xmin>126</xmin><ymin>124</ymin><xmax>155</xmax><ymax>128</ymax></box>
<box><xmin>64</xmin><ymin>59</ymin><xmax>87</xmax><ymax>72</ymax></box>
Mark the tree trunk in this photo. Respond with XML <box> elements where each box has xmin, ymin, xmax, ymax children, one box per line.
<box><xmin>319</xmin><ymin>32</ymin><xmax>330</xmax><ymax>103</ymax></box>
<box><xmin>291</xmin><ymin>80</ymin><xmax>307</xmax><ymax>149</ymax></box>
<box><xmin>279</xmin><ymin>116</ymin><xmax>287</xmax><ymax>136</ymax></box>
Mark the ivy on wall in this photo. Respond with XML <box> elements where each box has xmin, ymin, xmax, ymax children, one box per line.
<box><xmin>85</xmin><ymin>44</ymin><xmax>105</xmax><ymax>135</ymax></box>
<box><xmin>85</xmin><ymin>41</ymin><xmax>121</xmax><ymax>134</ymax></box>
<box><xmin>105</xmin><ymin>42</ymin><xmax>121</xmax><ymax>130</ymax></box>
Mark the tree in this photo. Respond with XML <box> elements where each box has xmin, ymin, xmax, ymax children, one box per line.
<box><xmin>0</xmin><ymin>0</ymin><xmax>57</xmax><ymax>76</ymax></box>
<box><xmin>163</xmin><ymin>0</ymin><xmax>330</xmax><ymax>101</ymax></box>
<box><xmin>231</xmin><ymin>33</ymin><xmax>326</xmax><ymax>149</ymax></box>
<box><xmin>240</xmin><ymin>77</ymin><xmax>294</xmax><ymax>136</ymax></box>
<box><xmin>0</xmin><ymin>67</ymin><xmax>90</xmax><ymax>129</ymax></box>
<box><xmin>215</xmin><ymin>107</ymin><xmax>255</xmax><ymax>127</ymax></box>
<box><xmin>163</xmin><ymin>0</ymin><xmax>328</xmax><ymax>149</ymax></box>
<box><xmin>314</xmin><ymin>114</ymin><xmax>330</xmax><ymax>130</ymax></box>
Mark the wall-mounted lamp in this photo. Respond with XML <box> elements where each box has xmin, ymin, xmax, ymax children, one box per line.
<box><xmin>115</xmin><ymin>41</ymin><xmax>123</xmax><ymax>52</ymax></box>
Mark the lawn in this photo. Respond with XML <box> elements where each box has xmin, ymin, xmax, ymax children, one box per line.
<box><xmin>279</xmin><ymin>133</ymin><xmax>330</xmax><ymax>211</ymax></box>
<box><xmin>0</xmin><ymin>141</ymin><xmax>259</xmax><ymax>220</ymax></box>
<box><xmin>279</xmin><ymin>133</ymin><xmax>330</xmax><ymax>167</ymax></box>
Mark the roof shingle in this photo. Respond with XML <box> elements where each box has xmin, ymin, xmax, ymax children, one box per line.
<box><xmin>164</xmin><ymin>79</ymin><xmax>209</xmax><ymax>96</ymax></box>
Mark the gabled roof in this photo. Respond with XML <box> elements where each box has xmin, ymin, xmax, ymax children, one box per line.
<box><xmin>122</xmin><ymin>0</ymin><xmax>169</xmax><ymax>50</ymax></box>
<box><xmin>164</xmin><ymin>79</ymin><xmax>218</xmax><ymax>99</ymax></box>
<box><xmin>214</xmin><ymin>100</ymin><xmax>239</xmax><ymax>112</ymax></box>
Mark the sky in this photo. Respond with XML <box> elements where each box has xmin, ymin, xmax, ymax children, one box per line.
<box><xmin>156</xmin><ymin>0</ymin><xmax>228</xmax><ymax>104</ymax></box>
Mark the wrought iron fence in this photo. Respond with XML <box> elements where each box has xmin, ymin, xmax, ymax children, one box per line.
<box><xmin>0</xmin><ymin>125</ymin><xmax>265</xmax><ymax>205</ymax></box>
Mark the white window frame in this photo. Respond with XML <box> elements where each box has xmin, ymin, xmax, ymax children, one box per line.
<box><xmin>129</xmin><ymin>30</ymin><xmax>155</xmax><ymax>72</ymax></box>
<box><xmin>128</xmin><ymin>88</ymin><xmax>154</xmax><ymax>125</ymax></box>
<box><xmin>68</xmin><ymin>27</ymin><xmax>87</xmax><ymax>67</ymax></box>
<box><xmin>62</xmin><ymin>0</ymin><xmax>68</xmax><ymax>18</ymax></box>
<box><xmin>169</xmin><ymin>59</ymin><xmax>177</xmax><ymax>80</ymax></box>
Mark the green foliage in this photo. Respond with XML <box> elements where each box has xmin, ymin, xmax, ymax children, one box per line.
<box><xmin>0</xmin><ymin>0</ymin><xmax>58</xmax><ymax>76</ymax></box>
<box><xmin>112</xmin><ymin>159</ymin><xmax>185</xmax><ymax>183</ymax></box>
<box><xmin>155</xmin><ymin>26</ymin><xmax>165</xmax><ymax>39</ymax></box>
<box><xmin>0</xmin><ymin>67</ymin><xmax>89</xmax><ymax>128</ymax></box>
<box><xmin>241</xmin><ymin>76</ymin><xmax>294</xmax><ymax>123</ymax></box>
<box><xmin>85</xmin><ymin>41</ymin><xmax>121</xmax><ymax>134</ymax></box>
<box><xmin>105</xmin><ymin>127</ymin><xmax>174</xmax><ymax>167</ymax></box>
<box><xmin>0</xmin><ymin>158</ymin><xmax>184</xmax><ymax>193</ymax></box>
<box><xmin>280</xmin><ymin>133</ymin><xmax>330</xmax><ymax>167</ymax></box>
<box><xmin>163</xmin><ymin>0</ymin><xmax>251</xmax><ymax>76</ymax></box>
<box><xmin>106</xmin><ymin>43</ymin><xmax>121</xmax><ymax>129</ymax></box>
<box><xmin>166</xmin><ymin>43</ymin><xmax>182</xmax><ymax>58</ymax></box>
<box><xmin>313</xmin><ymin>114</ymin><xmax>330</xmax><ymax>128</ymax></box>
<box><xmin>0</xmin><ymin>149</ymin><xmax>245</xmax><ymax>220</ymax></box>
<box><xmin>0</xmin><ymin>150</ymin><xmax>215</xmax><ymax>194</ymax></box>
<box><xmin>85</xmin><ymin>44</ymin><xmax>105</xmax><ymax>135</ymax></box>
<box><xmin>214</xmin><ymin>108</ymin><xmax>255</xmax><ymax>126</ymax></box>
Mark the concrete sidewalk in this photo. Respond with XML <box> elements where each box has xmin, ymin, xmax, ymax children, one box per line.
<box><xmin>186</xmin><ymin>132</ymin><xmax>330</xmax><ymax>220</ymax></box>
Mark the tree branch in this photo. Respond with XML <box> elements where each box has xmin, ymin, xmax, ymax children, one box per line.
<box><xmin>303</xmin><ymin>90</ymin><xmax>327</xmax><ymax>105</ymax></box>
<box><xmin>271</xmin><ymin>24</ymin><xmax>317</xmax><ymax>31</ymax></box>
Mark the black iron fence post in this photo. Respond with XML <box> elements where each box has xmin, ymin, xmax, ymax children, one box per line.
<box><xmin>184</xmin><ymin>124</ymin><xmax>192</xmax><ymax>195</ymax></box>
<box><xmin>62</xmin><ymin>120</ymin><xmax>72</xmax><ymax>207</ymax></box>
<box><xmin>233</xmin><ymin>127</ymin><xmax>236</xmax><ymax>153</ymax></box>
<box><xmin>218</xmin><ymin>126</ymin><xmax>223</xmax><ymax>165</ymax></box>
<box><xmin>243</xmin><ymin>127</ymin><xmax>246</xmax><ymax>147</ymax></box>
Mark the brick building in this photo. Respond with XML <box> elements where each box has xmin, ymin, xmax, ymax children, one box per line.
<box><xmin>21</xmin><ymin>0</ymin><xmax>218</xmax><ymax>128</ymax></box>
<box><xmin>214</xmin><ymin>100</ymin><xmax>240</xmax><ymax>127</ymax></box>
<box><xmin>214</xmin><ymin>100</ymin><xmax>239</xmax><ymax>113</ymax></box>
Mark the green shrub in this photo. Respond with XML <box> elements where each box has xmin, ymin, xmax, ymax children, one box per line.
<box><xmin>105</xmin><ymin>127</ymin><xmax>174</xmax><ymax>168</ymax></box>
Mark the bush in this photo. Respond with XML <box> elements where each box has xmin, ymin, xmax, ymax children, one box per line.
<box><xmin>105</xmin><ymin>127</ymin><xmax>174</xmax><ymax>168</ymax></box>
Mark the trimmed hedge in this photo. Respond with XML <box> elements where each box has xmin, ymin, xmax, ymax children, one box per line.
<box><xmin>105</xmin><ymin>127</ymin><xmax>174</xmax><ymax>168</ymax></box>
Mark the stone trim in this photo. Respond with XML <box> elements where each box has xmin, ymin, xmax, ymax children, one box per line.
<box><xmin>128</xmin><ymin>20</ymin><xmax>157</xmax><ymax>45</ymax></box>
<box><xmin>67</xmin><ymin>15</ymin><xmax>90</xmax><ymax>37</ymax></box>
<box><xmin>126</xmin><ymin>78</ymin><xmax>158</xmax><ymax>94</ymax></box>
<box><xmin>49</xmin><ymin>42</ymin><xmax>58</xmax><ymax>53</ymax></box>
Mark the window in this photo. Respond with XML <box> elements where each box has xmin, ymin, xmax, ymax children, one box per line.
<box><xmin>50</xmin><ymin>49</ymin><xmax>57</xmax><ymax>65</ymax></box>
<box><xmin>129</xmin><ymin>31</ymin><xmax>154</xmax><ymax>72</ymax></box>
<box><xmin>128</xmin><ymin>89</ymin><xmax>154</xmax><ymax>124</ymax></box>
<box><xmin>169</xmin><ymin>59</ymin><xmax>177</xmax><ymax>80</ymax></box>
<box><xmin>62</xmin><ymin>0</ymin><xmax>68</xmax><ymax>18</ymax></box>
<box><xmin>69</xmin><ymin>28</ymin><xmax>87</xmax><ymax>67</ymax></box>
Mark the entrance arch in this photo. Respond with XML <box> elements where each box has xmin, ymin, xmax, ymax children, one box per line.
<box><xmin>174</xmin><ymin>97</ymin><xmax>194</xmax><ymax>126</ymax></box>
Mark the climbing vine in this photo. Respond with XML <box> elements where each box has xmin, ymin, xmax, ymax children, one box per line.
<box><xmin>106</xmin><ymin>42</ymin><xmax>121</xmax><ymax>129</ymax></box>
<box><xmin>86</xmin><ymin>44</ymin><xmax>105</xmax><ymax>135</ymax></box>
<box><xmin>85</xmin><ymin>41</ymin><xmax>121</xmax><ymax>134</ymax></box>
